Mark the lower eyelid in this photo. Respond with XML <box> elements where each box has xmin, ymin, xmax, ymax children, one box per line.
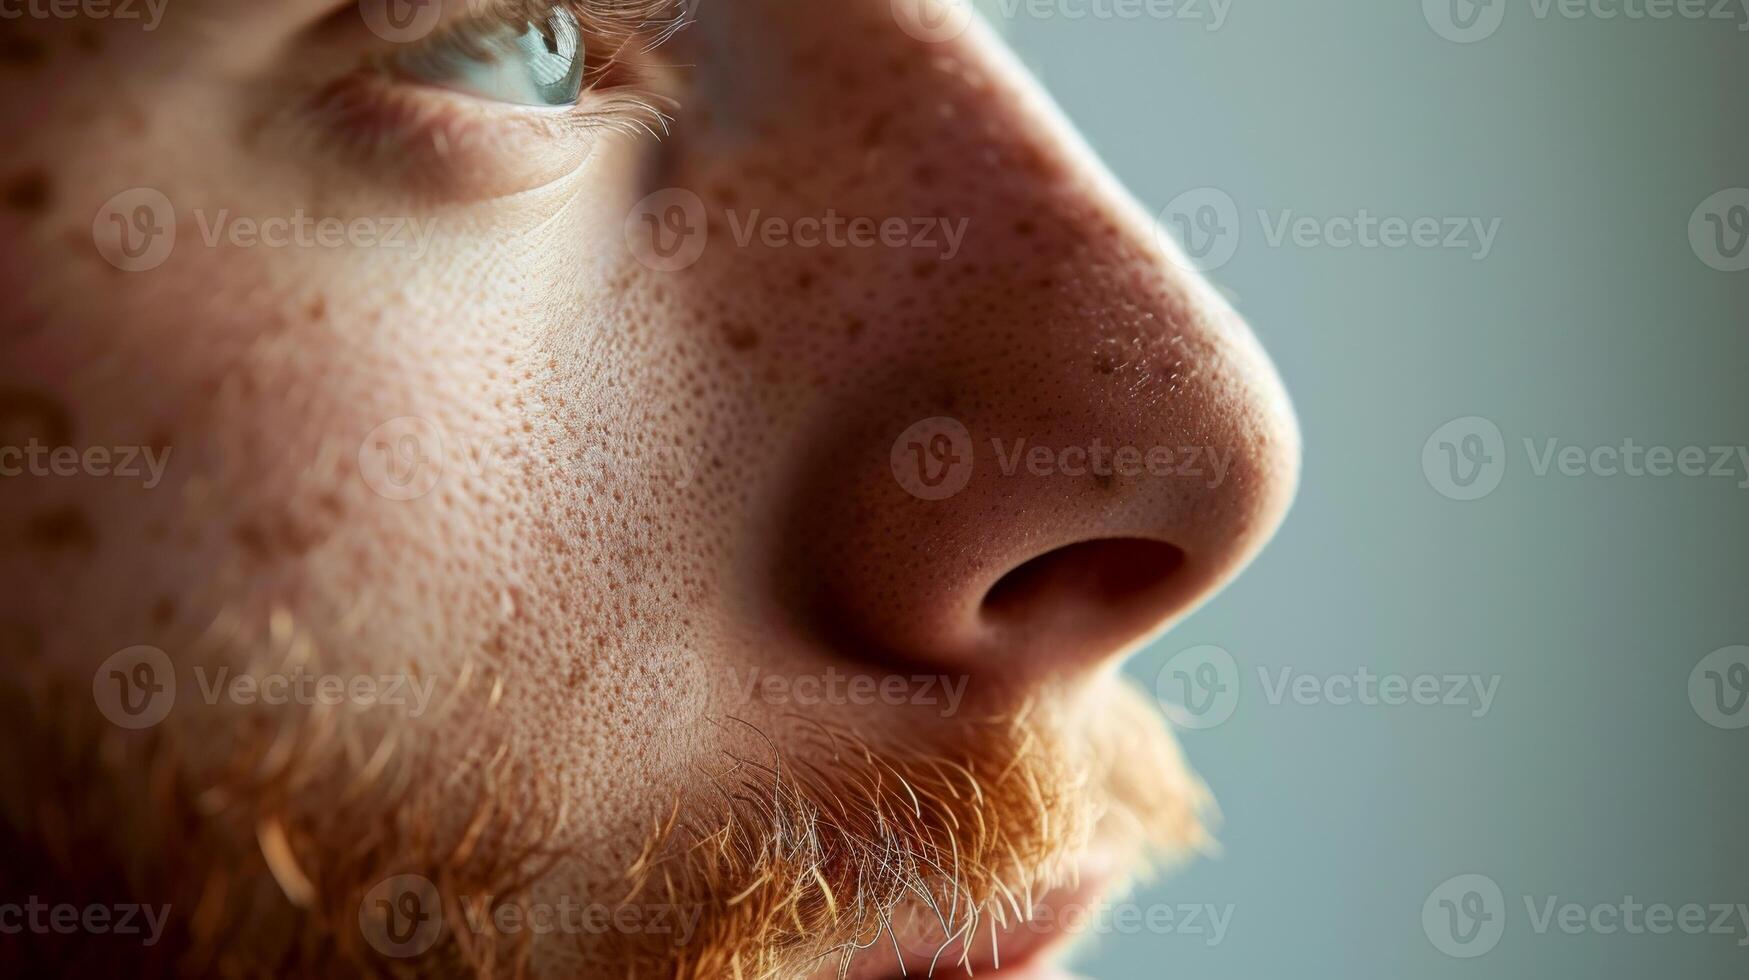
<box><xmin>303</xmin><ymin>70</ymin><xmax>648</xmax><ymax>204</ymax></box>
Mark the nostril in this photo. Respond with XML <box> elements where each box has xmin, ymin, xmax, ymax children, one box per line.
<box><xmin>980</xmin><ymin>538</ymin><xmax>1188</xmax><ymax>629</ymax></box>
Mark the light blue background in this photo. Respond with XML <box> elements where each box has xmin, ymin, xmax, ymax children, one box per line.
<box><xmin>981</xmin><ymin>1</ymin><xmax>1749</xmax><ymax>977</ymax></box>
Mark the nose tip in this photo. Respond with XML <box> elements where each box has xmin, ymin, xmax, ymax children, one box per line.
<box><xmin>781</xmin><ymin>279</ymin><xmax>1300</xmax><ymax>685</ymax></box>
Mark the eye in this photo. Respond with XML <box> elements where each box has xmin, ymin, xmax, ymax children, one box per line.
<box><xmin>397</xmin><ymin>7</ymin><xmax>587</xmax><ymax>108</ymax></box>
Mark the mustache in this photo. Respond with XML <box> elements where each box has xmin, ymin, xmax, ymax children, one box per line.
<box><xmin>602</xmin><ymin>684</ymin><xmax>1211</xmax><ymax>979</ymax></box>
<box><xmin>0</xmin><ymin>630</ymin><xmax>1207</xmax><ymax>979</ymax></box>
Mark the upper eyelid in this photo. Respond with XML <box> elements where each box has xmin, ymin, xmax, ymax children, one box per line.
<box><xmin>434</xmin><ymin>0</ymin><xmax>695</xmax><ymax>41</ymax></box>
<box><xmin>406</xmin><ymin>0</ymin><xmax>693</xmax><ymax>85</ymax></box>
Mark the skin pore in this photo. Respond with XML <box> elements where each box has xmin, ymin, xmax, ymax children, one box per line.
<box><xmin>0</xmin><ymin>0</ymin><xmax>1298</xmax><ymax>976</ymax></box>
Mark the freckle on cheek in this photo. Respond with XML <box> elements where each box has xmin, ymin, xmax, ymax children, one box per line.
<box><xmin>721</xmin><ymin>323</ymin><xmax>760</xmax><ymax>352</ymax></box>
<box><xmin>25</xmin><ymin>506</ymin><xmax>97</xmax><ymax>552</ymax></box>
<box><xmin>0</xmin><ymin>35</ymin><xmax>49</xmax><ymax>67</ymax></box>
<box><xmin>3</xmin><ymin>169</ymin><xmax>53</xmax><ymax>216</ymax></box>
<box><xmin>0</xmin><ymin>388</ymin><xmax>74</xmax><ymax>445</ymax></box>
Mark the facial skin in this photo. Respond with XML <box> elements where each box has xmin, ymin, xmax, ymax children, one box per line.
<box><xmin>0</xmin><ymin>1</ymin><xmax>1297</xmax><ymax>977</ymax></box>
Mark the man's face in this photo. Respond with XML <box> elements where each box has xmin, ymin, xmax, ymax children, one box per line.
<box><xmin>0</xmin><ymin>0</ymin><xmax>1297</xmax><ymax>976</ymax></box>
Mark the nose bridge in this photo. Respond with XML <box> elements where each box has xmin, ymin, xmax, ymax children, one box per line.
<box><xmin>671</xmin><ymin>0</ymin><xmax>1090</xmax><ymax>222</ymax></box>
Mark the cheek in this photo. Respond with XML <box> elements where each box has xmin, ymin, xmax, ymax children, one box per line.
<box><xmin>0</xmin><ymin>231</ymin><xmax>535</xmax><ymax>680</ymax></box>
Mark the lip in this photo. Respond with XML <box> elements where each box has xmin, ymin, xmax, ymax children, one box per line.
<box><xmin>957</xmin><ymin>868</ymin><xmax>1115</xmax><ymax>979</ymax></box>
<box><xmin>975</xmin><ymin>966</ymin><xmax>1089</xmax><ymax>980</ymax></box>
<box><xmin>829</xmin><ymin>858</ymin><xmax>1121</xmax><ymax>980</ymax></box>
